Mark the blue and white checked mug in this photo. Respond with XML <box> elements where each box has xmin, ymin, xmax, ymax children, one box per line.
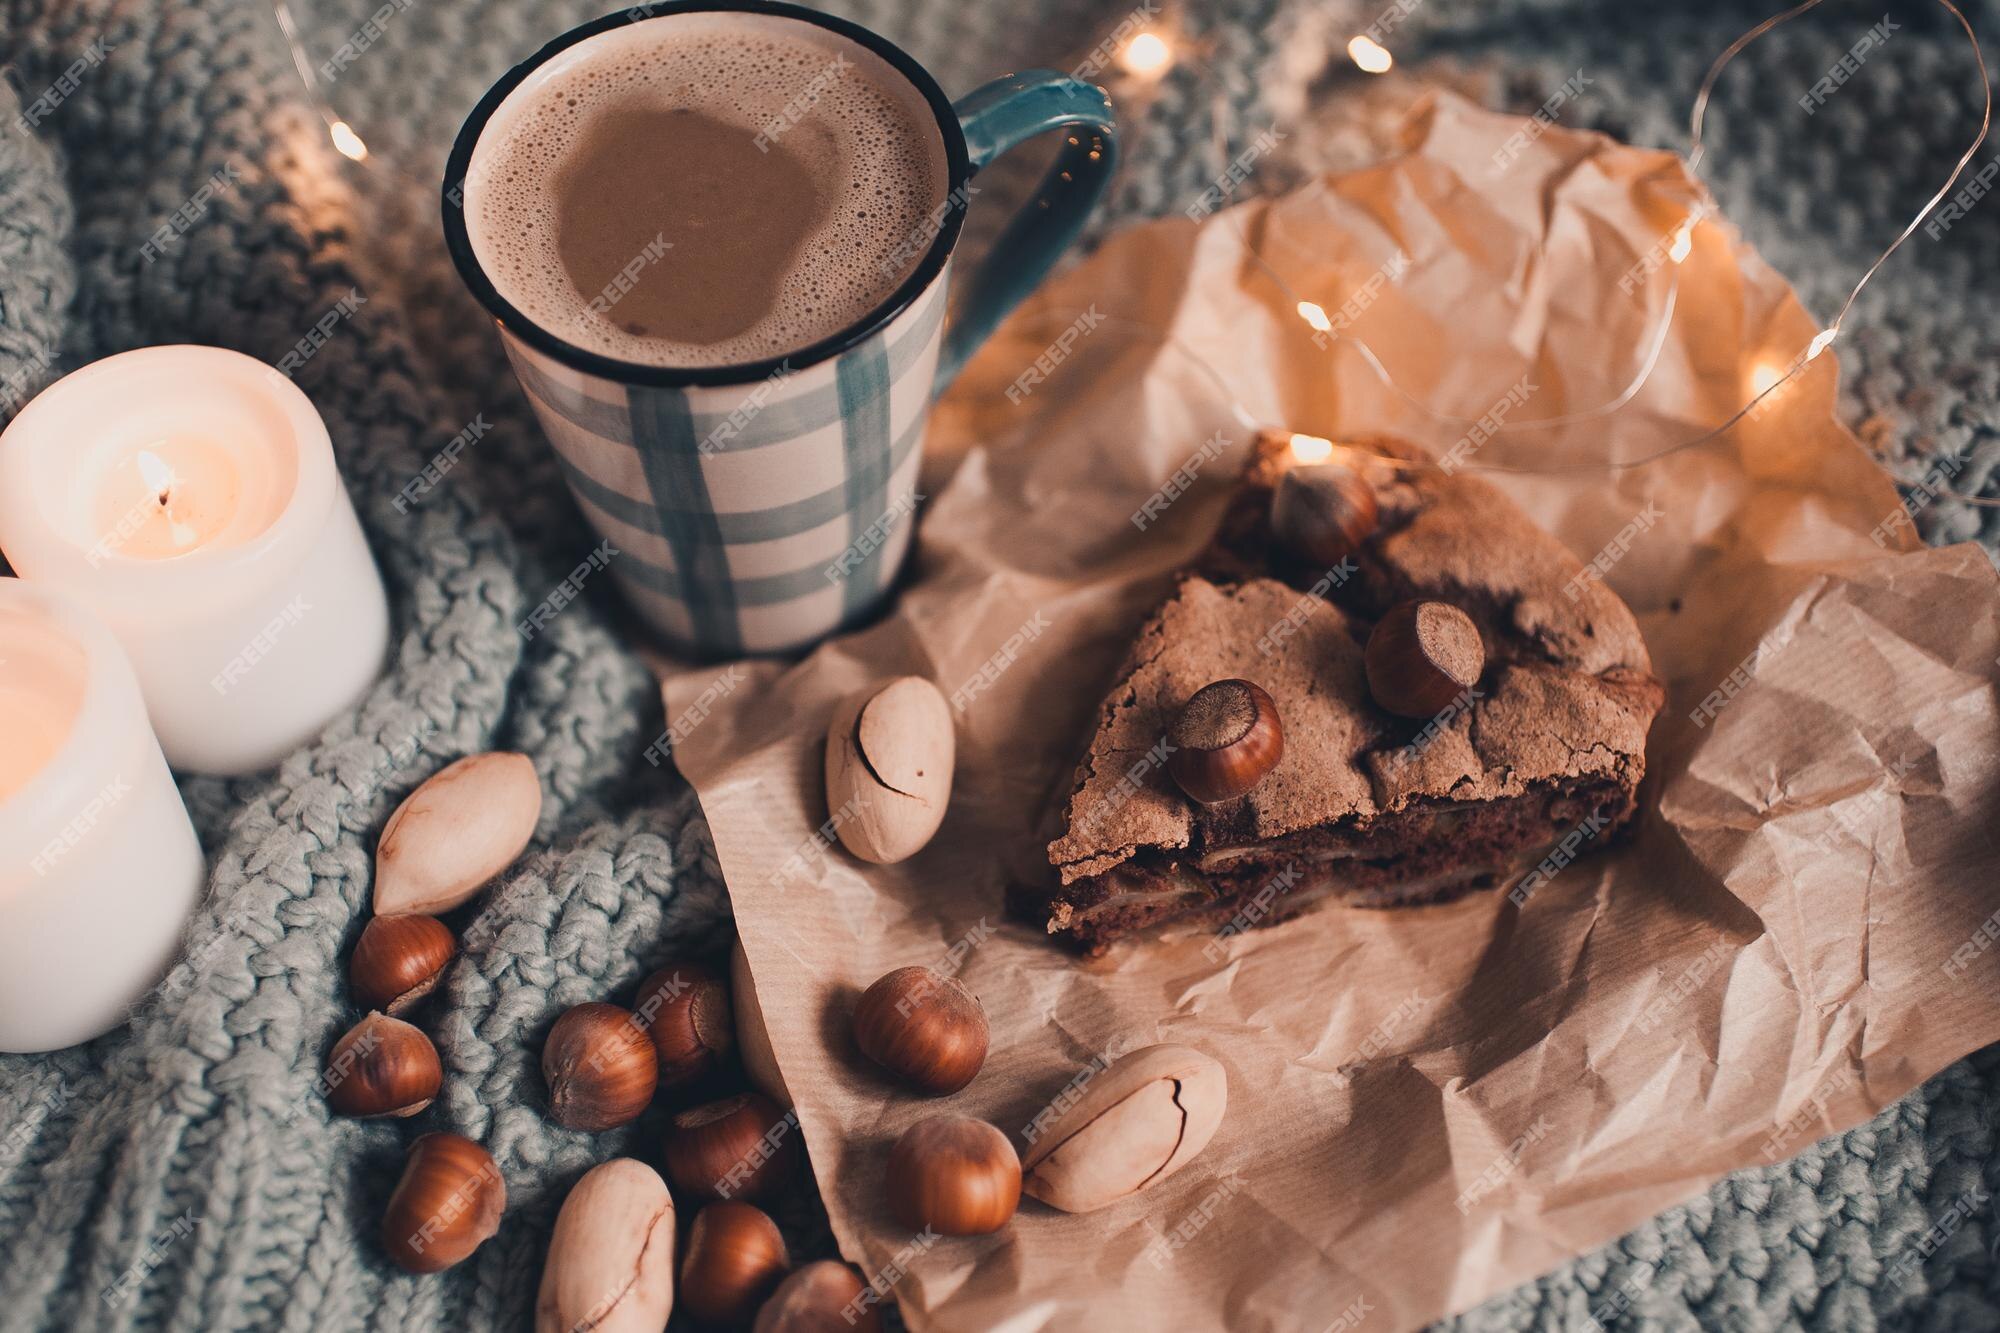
<box><xmin>442</xmin><ymin>1</ymin><xmax>1117</xmax><ymax>658</ymax></box>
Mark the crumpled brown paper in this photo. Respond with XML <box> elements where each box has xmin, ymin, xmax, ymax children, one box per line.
<box><xmin>661</xmin><ymin>93</ymin><xmax>2000</xmax><ymax>1332</ymax></box>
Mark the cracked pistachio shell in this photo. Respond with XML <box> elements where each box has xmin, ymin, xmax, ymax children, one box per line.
<box><xmin>535</xmin><ymin>1158</ymin><xmax>677</xmax><ymax>1333</ymax></box>
<box><xmin>823</xmin><ymin>677</ymin><xmax>954</xmax><ymax>864</ymax></box>
<box><xmin>1020</xmin><ymin>1044</ymin><xmax>1227</xmax><ymax>1213</ymax></box>
<box><xmin>373</xmin><ymin>752</ymin><xmax>541</xmax><ymax>915</ymax></box>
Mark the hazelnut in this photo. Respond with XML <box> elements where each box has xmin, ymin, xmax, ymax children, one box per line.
<box><xmin>381</xmin><ymin>1132</ymin><xmax>505</xmax><ymax>1273</ymax></box>
<box><xmin>323</xmin><ymin>1011</ymin><xmax>442</xmax><ymax>1119</ymax></box>
<box><xmin>542</xmin><ymin>1003</ymin><xmax>658</xmax><ymax>1131</ymax></box>
<box><xmin>349</xmin><ymin>914</ymin><xmax>456</xmax><ymax>1014</ymax></box>
<box><xmin>665</xmin><ymin>1093</ymin><xmax>800</xmax><ymax>1203</ymax></box>
<box><xmin>1270</xmin><ymin>463</ymin><xmax>1377</xmax><ymax>566</ymax></box>
<box><xmin>1363</xmin><ymin>601</ymin><xmax>1484</xmax><ymax>718</ymax></box>
<box><xmin>753</xmin><ymin>1261</ymin><xmax>880</xmax><ymax>1333</ymax></box>
<box><xmin>852</xmin><ymin>966</ymin><xmax>988</xmax><ymax>1095</ymax></box>
<box><xmin>681</xmin><ymin>1200</ymin><xmax>790</xmax><ymax>1326</ymax></box>
<box><xmin>1166</xmin><ymin>679</ymin><xmax>1284</xmax><ymax>803</ymax></box>
<box><xmin>634</xmin><ymin>962</ymin><xmax>733</xmax><ymax>1088</ymax></box>
<box><xmin>884</xmin><ymin>1115</ymin><xmax>1020</xmax><ymax>1236</ymax></box>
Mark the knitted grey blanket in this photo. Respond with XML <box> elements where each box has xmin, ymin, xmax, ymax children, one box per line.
<box><xmin>2</xmin><ymin>0</ymin><xmax>1996</xmax><ymax>1328</ymax></box>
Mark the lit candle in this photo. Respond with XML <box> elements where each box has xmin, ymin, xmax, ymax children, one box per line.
<box><xmin>0</xmin><ymin>346</ymin><xmax>389</xmax><ymax>775</ymax></box>
<box><xmin>0</xmin><ymin>579</ymin><xmax>205</xmax><ymax>1052</ymax></box>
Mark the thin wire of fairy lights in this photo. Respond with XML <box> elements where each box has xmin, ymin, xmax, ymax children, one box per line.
<box><xmin>267</xmin><ymin>0</ymin><xmax>451</xmax><ymax>193</ymax></box>
<box><xmin>269</xmin><ymin>0</ymin><xmax>362</xmax><ymax>160</ymax></box>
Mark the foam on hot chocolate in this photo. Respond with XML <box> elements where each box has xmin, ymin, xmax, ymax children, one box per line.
<box><xmin>465</xmin><ymin>13</ymin><xmax>950</xmax><ymax>369</ymax></box>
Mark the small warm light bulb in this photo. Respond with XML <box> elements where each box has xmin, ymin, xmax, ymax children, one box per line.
<box><xmin>1347</xmin><ymin>35</ymin><xmax>1394</xmax><ymax>74</ymax></box>
<box><xmin>329</xmin><ymin>120</ymin><xmax>368</xmax><ymax>161</ymax></box>
<box><xmin>1668</xmin><ymin>223</ymin><xmax>1695</xmax><ymax>264</ymax></box>
<box><xmin>1804</xmin><ymin>328</ymin><xmax>1838</xmax><ymax>362</ymax></box>
<box><xmin>1297</xmin><ymin>301</ymin><xmax>1333</xmax><ymax>333</ymax></box>
<box><xmin>1119</xmin><ymin>31</ymin><xmax>1173</xmax><ymax>79</ymax></box>
<box><xmin>1289</xmin><ymin>433</ymin><xmax>1335</xmax><ymax>465</ymax></box>
<box><xmin>1749</xmin><ymin>358</ymin><xmax>1786</xmax><ymax>396</ymax></box>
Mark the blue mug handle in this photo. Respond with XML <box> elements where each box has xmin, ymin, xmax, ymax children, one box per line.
<box><xmin>936</xmin><ymin>71</ymin><xmax>1118</xmax><ymax>393</ymax></box>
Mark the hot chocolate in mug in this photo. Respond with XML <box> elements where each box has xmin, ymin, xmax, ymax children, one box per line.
<box><xmin>443</xmin><ymin>0</ymin><xmax>1118</xmax><ymax>657</ymax></box>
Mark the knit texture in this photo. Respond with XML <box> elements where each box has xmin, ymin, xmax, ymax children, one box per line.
<box><xmin>0</xmin><ymin>0</ymin><xmax>1996</xmax><ymax>1328</ymax></box>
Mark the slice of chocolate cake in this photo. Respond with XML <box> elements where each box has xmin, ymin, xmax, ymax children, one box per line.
<box><xmin>1018</xmin><ymin>434</ymin><xmax>1663</xmax><ymax>952</ymax></box>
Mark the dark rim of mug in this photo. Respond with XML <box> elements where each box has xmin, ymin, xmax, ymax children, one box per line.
<box><xmin>440</xmin><ymin>0</ymin><xmax>973</xmax><ymax>389</ymax></box>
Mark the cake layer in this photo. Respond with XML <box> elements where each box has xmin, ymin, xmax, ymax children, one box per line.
<box><xmin>1019</xmin><ymin>773</ymin><xmax>1634</xmax><ymax>953</ymax></box>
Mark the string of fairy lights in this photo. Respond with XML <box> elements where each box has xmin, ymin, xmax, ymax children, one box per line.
<box><xmin>262</xmin><ymin>0</ymin><xmax>1998</xmax><ymax>506</ymax></box>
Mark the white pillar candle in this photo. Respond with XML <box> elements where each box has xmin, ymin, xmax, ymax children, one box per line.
<box><xmin>0</xmin><ymin>346</ymin><xmax>389</xmax><ymax>774</ymax></box>
<box><xmin>0</xmin><ymin>578</ymin><xmax>206</xmax><ymax>1052</ymax></box>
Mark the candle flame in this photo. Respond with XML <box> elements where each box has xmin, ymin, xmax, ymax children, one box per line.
<box><xmin>1289</xmin><ymin>433</ymin><xmax>1335</xmax><ymax>465</ymax></box>
<box><xmin>1119</xmin><ymin>31</ymin><xmax>1173</xmax><ymax>79</ymax></box>
<box><xmin>1348</xmin><ymin>35</ymin><xmax>1394</xmax><ymax>74</ymax></box>
<box><xmin>136</xmin><ymin>449</ymin><xmax>175</xmax><ymax>501</ymax></box>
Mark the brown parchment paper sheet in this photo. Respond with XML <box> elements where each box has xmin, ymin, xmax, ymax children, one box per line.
<box><xmin>661</xmin><ymin>94</ymin><xmax>2000</xmax><ymax>1332</ymax></box>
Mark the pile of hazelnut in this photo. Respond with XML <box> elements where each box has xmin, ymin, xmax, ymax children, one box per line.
<box><xmin>524</xmin><ymin>955</ymin><xmax>1227</xmax><ymax>1327</ymax></box>
<box><xmin>326</xmin><ymin>747</ymin><xmax>1227</xmax><ymax>1327</ymax></box>
<box><xmin>530</xmin><ymin>953</ymin><xmax>836</xmax><ymax>1330</ymax></box>
<box><xmin>319</xmin><ymin>751</ymin><xmax>874</xmax><ymax>1325</ymax></box>
<box><xmin>318</xmin><ymin>751</ymin><xmax>538</xmax><ymax>1276</ymax></box>
<box><xmin>1165</xmin><ymin>459</ymin><xmax>1488</xmax><ymax>805</ymax></box>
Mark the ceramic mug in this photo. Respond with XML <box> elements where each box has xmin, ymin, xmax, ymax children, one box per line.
<box><xmin>442</xmin><ymin>0</ymin><xmax>1118</xmax><ymax>658</ymax></box>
